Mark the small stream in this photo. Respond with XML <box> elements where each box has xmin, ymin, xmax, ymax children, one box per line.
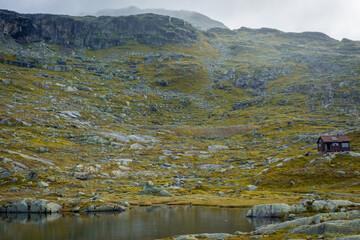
<box><xmin>0</xmin><ymin>206</ymin><xmax>280</xmax><ymax>240</ymax></box>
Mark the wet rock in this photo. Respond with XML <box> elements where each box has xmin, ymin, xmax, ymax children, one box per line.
<box><xmin>247</xmin><ymin>203</ymin><xmax>291</xmax><ymax>218</ymax></box>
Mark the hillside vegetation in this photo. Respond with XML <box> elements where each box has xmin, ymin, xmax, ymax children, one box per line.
<box><xmin>0</xmin><ymin>10</ymin><xmax>360</xmax><ymax>211</ymax></box>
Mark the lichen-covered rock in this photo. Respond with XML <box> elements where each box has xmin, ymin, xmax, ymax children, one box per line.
<box><xmin>45</xmin><ymin>202</ymin><xmax>62</xmax><ymax>213</ymax></box>
<box><xmin>6</xmin><ymin>200</ymin><xmax>28</xmax><ymax>213</ymax></box>
<box><xmin>29</xmin><ymin>199</ymin><xmax>48</xmax><ymax>213</ymax></box>
<box><xmin>312</xmin><ymin>200</ymin><xmax>338</xmax><ymax>212</ymax></box>
<box><xmin>294</xmin><ymin>219</ymin><xmax>360</xmax><ymax>235</ymax></box>
<box><xmin>247</xmin><ymin>203</ymin><xmax>291</xmax><ymax>218</ymax></box>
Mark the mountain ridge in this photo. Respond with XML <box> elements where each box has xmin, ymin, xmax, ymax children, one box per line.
<box><xmin>95</xmin><ymin>6</ymin><xmax>229</xmax><ymax>31</ymax></box>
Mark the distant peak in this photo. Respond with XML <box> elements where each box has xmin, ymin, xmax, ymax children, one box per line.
<box><xmin>95</xmin><ymin>6</ymin><xmax>228</xmax><ymax>31</ymax></box>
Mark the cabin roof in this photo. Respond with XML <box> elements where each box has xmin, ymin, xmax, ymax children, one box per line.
<box><xmin>317</xmin><ymin>135</ymin><xmax>350</xmax><ymax>143</ymax></box>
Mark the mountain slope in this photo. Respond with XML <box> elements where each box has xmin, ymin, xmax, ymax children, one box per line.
<box><xmin>95</xmin><ymin>6</ymin><xmax>228</xmax><ymax>31</ymax></box>
<box><xmin>0</xmin><ymin>9</ymin><xmax>360</xmax><ymax>214</ymax></box>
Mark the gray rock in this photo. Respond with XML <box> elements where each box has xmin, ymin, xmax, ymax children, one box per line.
<box><xmin>130</xmin><ymin>143</ymin><xmax>145</xmax><ymax>150</ymax></box>
<box><xmin>295</xmin><ymin>219</ymin><xmax>360</xmax><ymax>235</ymax></box>
<box><xmin>6</xmin><ymin>200</ymin><xmax>28</xmax><ymax>213</ymax></box>
<box><xmin>332</xmin><ymin>235</ymin><xmax>360</xmax><ymax>240</ymax></box>
<box><xmin>85</xmin><ymin>205</ymin><xmax>126</xmax><ymax>212</ymax></box>
<box><xmin>45</xmin><ymin>202</ymin><xmax>62</xmax><ymax>213</ymax></box>
<box><xmin>64</xmin><ymin>86</ymin><xmax>78</xmax><ymax>92</ymax></box>
<box><xmin>35</xmin><ymin>147</ymin><xmax>49</xmax><ymax>153</ymax></box>
<box><xmin>174</xmin><ymin>233</ymin><xmax>234</xmax><ymax>240</ymax></box>
<box><xmin>245</xmin><ymin>185</ymin><xmax>258</xmax><ymax>191</ymax></box>
<box><xmin>29</xmin><ymin>199</ymin><xmax>47</xmax><ymax>213</ymax></box>
<box><xmin>247</xmin><ymin>203</ymin><xmax>291</xmax><ymax>218</ymax></box>
<box><xmin>0</xmin><ymin>169</ymin><xmax>11</xmax><ymax>179</ymax></box>
<box><xmin>208</xmin><ymin>145</ymin><xmax>229</xmax><ymax>151</ymax></box>
<box><xmin>37</xmin><ymin>181</ymin><xmax>49</xmax><ymax>188</ymax></box>
<box><xmin>119</xmin><ymin>201</ymin><xmax>130</xmax><ymax>207</ymax></box>
<box><xmin>27</xmin><ymin>171</ymin><xmax>38</xmax><ymax>180</ymax></box>
<box><xmin>312</xmin><ymin>200</ymin><xmax>338</xmax><ymax>212</ymax></box>
<box><xmin>157</xmin><ymin>189</ymin><xmax>175</xmax><ymax>197</ymax></box>
<box><xmin>290</xmin><ymin>203</ymin><xmax>307</xmax><ymax>214</ymax></box>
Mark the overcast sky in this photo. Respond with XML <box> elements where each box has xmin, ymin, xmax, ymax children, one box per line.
<box><xmin>0</xmin><ymin>0</ymin><xmax>359</xmax><ymax>40</ymax></box>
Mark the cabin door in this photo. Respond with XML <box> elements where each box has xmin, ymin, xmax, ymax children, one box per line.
<box><xmin>326</xmin><ymin>143</ymin><xmax>331</xmax><ymax>152</ymax></box>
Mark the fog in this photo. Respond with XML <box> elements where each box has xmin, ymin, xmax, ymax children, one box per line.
<box><xmin>0</xmin><ymin>0</ymin><xmax>359</xmax><ymax>40</ymax></box>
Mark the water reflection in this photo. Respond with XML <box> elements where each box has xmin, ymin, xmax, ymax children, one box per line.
<box><xmin>0</xmin><ymin>206</ymin><xmax>280</xmax><ymax>240</ymax></box>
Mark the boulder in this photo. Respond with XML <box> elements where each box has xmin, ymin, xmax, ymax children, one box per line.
<box><xmin>0</xmin><ymin>169</ymin><xmax>11</xmax><ymax>179</ymax></box>
<box><xmin>37</xmin><ymin>181</ymin><xmax>49</xmax><ymax>188</ymax></box>
<box><xmin>84</xmin><ymin>205</ymin><xmax>126</xmax><ymax>212</ymax></box>
<box><xmin>245</xmin><ymin>185</ymin><xmax>258</xmax><ymax>191</ymax></box>
<box><xmin>130</xmin><ymin>143</ymin><xmax>145</xmax><ymax>150</ymax></box>
<box><xmin>312</xmin><ymin>200</ymin><xmax>338</xmax><ymax>212</ymax></box>
<box><xmin>27</xmin><ymin>171</ymin><xmax>39</xmax><ymax>180</ymax></box>
<box><xmin>247</xmin><ymin>203</ymin><xmax>291</xmax><ymax>218</ymax></box>
<box><xmin>295</xmin><ymin>219</ymin><xmax>360</xmax><ymax>235</ymax></box>
<box><xmin>29</xmin><ymin>199</ymin><xmax>48</xmax><ymax>213</ymax></box>
<box><xmin>157</xmin><ymin>189</ymin><xmax>175</xmax><ymax>197</ymax></box>
<box><xmin>6</xmin><ymin>200</ymin><xmax>28</xmax><ymax>213</ymax></box>
<box><xmin>208</xmin><ymin>145</ymin><xmax>229</xmax><ymax>152</ymax></box>
<box><xmin>45</xmin><ymin>202</ymin><xmax>62</xmax><ymax>213</ymax></box>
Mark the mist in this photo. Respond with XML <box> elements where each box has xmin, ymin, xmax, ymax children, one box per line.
<box><xmin>0</xmin><ymin>0</ymin><xmax>359</xmax><ymax>40</ymax></box>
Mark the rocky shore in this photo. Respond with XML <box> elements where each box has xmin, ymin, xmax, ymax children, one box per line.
<box><xmin>171</xmin><ymin>199</ymin><xmax>360</xmax><ymax>240</ymax></box>
<box><xmin>0</xmin><ymin>199</ymin><xmax>126</xmax><ymax>213</ymax></box>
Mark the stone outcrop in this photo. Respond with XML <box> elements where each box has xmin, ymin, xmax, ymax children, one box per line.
<box><xmin>0</xmin><ymin>9</ymin><xmax>199</xmax><ymax>50</ymax></box>
<box><xmin>83</xmin><ymin>204</ymin><xmax>126</xmax><ymax>212</ymax></box>
<box><xmin>247</xmin><ymin>203</ymin><xmax>292</xmax><ymax>218</ymax></box>
<box><xmin>0</xmin><ymin>199</ymin><xmax>62</xmax><ymax>213</ymax></box>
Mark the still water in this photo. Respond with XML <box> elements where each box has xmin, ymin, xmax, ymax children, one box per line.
<box><xmin>0</xmin><ymin>206</ymin><xmax>279</xmax><ymax>240</ymax></box>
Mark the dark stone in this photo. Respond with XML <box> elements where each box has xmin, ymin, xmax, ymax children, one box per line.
<box><xmin>149</xmin><ymin>105</ymin><xmax>158</xmax><ymax>112</ymax></box>
<box><xmin>0</xmin><ymin>10</ymin><xmax>199</xmax><ymax>50</ymax></box>
<box><xmin>27</xmin><ymin>171</ymin><xmax>38</xmax><ymax>180</ymax></box>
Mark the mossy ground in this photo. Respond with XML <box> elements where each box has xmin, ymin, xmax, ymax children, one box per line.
<box><xmin>0</xmin><ymin>32</ymin><xmax>359</xmax><ymax>226</ymax></box>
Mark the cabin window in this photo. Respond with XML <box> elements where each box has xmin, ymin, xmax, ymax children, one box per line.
<box><xmin>342</xmin><ymin>143</ymin><xmax>349</xmax><ymax>148</ymax></box>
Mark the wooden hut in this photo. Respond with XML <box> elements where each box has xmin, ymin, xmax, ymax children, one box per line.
<box><xmin>316</xmin><ymin>136</ymin><xmax>350</xmax><ymax>153</ymax></box>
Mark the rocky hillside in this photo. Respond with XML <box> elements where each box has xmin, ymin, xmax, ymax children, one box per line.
<box><xmin>0</xmin><ymin>9</ymin><xmax>198</xmax><ymax>49</ymax></box>
<box><xmin>0</xmin><ymin>9</ymin><xmax>360</xmax><ymax>234</ymax></box>
<box><xmin>95</xmin><ymin>6</ymin><xmax>228</xmax><ymax>31</ymax></box>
